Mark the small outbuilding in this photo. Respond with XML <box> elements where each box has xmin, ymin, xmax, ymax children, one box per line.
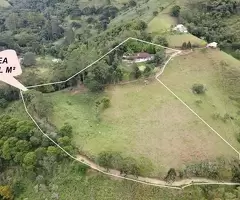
<box><xmin>207</xmin><ymin>42</ymin><xmax>218</xmax><ymax>48</ymax></box>
<box><xmin>172</xmin><ymin>24</ymin><xmax>188</xmax><ymax>33</ymax></box>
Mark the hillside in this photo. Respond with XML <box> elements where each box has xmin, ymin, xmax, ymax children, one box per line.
<box><xmin>0</xmin><ymin>0</ymin><xmax>240</xmax><ymax>199</ymax></box>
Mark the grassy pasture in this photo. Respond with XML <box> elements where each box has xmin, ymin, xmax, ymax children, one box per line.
<box><xmin>166</xmin><ymin>34</ymin><xmax>207</xmax><ymax>47</ymax></box>
<box><xmin>161</xmin><ymin>49</ymin><xmax>240</xmax><ymax>151</ymax></box>
<box><xmin>36</xmin><ymin>78</ymin><xmax>236</xmax><ymax>176</ymax></box>
<box><xmin>147</xmin><ymin>13</ymin><xmax>176</xmax><ymax>34</ymax></box>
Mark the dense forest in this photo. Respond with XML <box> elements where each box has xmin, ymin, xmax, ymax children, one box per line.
<box><xmin>180</xmin><ymin>0</ymin><xmax>240</xmax><ymax>59</ymax></box>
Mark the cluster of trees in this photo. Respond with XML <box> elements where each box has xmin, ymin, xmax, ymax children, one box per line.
<box><xmin>182</xmin><ymin>41</ymin><xmax>192</xmax><ymax>50</ymax></box>
<box><xmin>0</xmin><ymin>114</ymin><xmax>76</xmax><ymax>198</ymax></box>
<box><xmin>97</xmin><ymin>151</ymin><xmax>153</xmax><ymax>177</ymax></box>
<box><xmin>180</xmin><ymin>0</ymin><xmax>240</xmax><ymax>59</ymax></box>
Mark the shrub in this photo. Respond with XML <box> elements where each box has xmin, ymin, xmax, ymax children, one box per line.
<box><xmin>192</xmin><ymin>84</ymin><xmax>206</xmax><ymax>94</ymax></box>
<box><xmin>195</xmin><ymin>99</ymin><xmax>203</xmax><ymax>106</ymax></box>
<box><xmin>0</xmin><ymin>98</ymin><xmax>8</xmax><ymax>108</ymax></box>
<box><xmin>101</xmin><ymin>97</ymin><xmax>110</xmax><ymax>109</ymax></box>
<box><xmin>22</xmin><ymin>52</ymin><xmax>36</xmax><ymax>67</ymax></box>
<box><xmin>153</xmin><ymin>11</ymin><xmax>158</xmax><ymax>16</ymax></box>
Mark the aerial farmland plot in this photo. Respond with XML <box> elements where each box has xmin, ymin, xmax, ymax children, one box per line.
<box><xmin>24</xmin><ymin>47</ymin><xmax>239</xmax><ymax>178</ymax></box>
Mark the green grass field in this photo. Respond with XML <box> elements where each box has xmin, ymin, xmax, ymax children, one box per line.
<box><xmin>30</xmin><ymin>76</ymin><xmax>236</xmax><ymax>177</ymax></box>
<box><xmin>166</xmin><ymin>34</ymin><xmax>207</xmax><ymax>47</ymax></box>
<box><xmin>161</xmin><ymin>49</ymin><xmax>240</xmax><ymax>151</ymax></box>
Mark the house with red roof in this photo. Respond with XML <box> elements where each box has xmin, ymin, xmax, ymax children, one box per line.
<box><xmin>123</xmin><ymin>52</ymin><xmax>154</xmax><ymax>63</ymax></box>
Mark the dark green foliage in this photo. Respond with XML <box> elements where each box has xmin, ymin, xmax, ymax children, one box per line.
<box><xmin>182</xmin><ymin>42</ymin><xmax>187</xmax><ymax>50</ymax></box>
<box><xmin>153</xmin><ymin>50</ymin><xmax>165</xmax><ymax>65</ymax></box>
<box><xmin>171</xmin><ymin>5</ymin><xmax>181</xmax><ymax>17</ymax></box>
<box><xmin>164</xmin><ymin>168</ymin><xmax>177</xmax><ymax>183</ymax></box>
<box><xmin>153</xmin><ymin>11</ymin><xmax>159</xmax><ymax>16</ymax></box>
<box><xmin>132</xmin><ymin>64</ymin><xmax>142</xmax><ymax>79</ymax></box>
<box><xmin>187</xmin><ymin>41</ymin><xmax>192</xmax><ymax>49</ymax></box>
<box><xmin>129</xmin><ymin>0</ymin><xmax>137</xmax><ymax>7</ymax></box>
<box><xmin>192</xmin><ymin>84</ymin><xmax>206</xmax><ymax>94</ymax></box>
<box><xmin>22</xmin><ymin>52</ymin><xmax>36</xmax><ymax>67</ymax></box>
<box><xmin>154</xmin><ymin>36</ymin><xmax>168</xmax><ymax>47</ymax></box>
<box><xmin>97</xmin><ymin>151</ymin><xmax>141</xmax><ymax>177</ymax></box>
<box><xmin>70</xmin><ymin>161</ymin><xmax>89</xmax><ymax>175</ymax></box>
<box><xmin>132</xmin><ymin>20</ymin><xmax>147</xmax><ymax>30</ymax></box>
<box><xmin>0</xmin><ymin>98</ymin><xmax>8</xmax><ymax>108</ymax></box>
<box><xmin>181</xmin><ymin>0</ymin><xmax>240</xmax><ymax>59</ymax></box>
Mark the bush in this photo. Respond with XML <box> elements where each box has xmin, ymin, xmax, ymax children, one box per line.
<box><xmin>153</xmin><ymin>11</ymin><xmax>158</xmax><ymax>16</ymax></box>
<box><xmin>171</xmin><ymin>5</ymin><xmax>181</xmax><ymax>17</ymax></box>
<box><xmin>22</xmin><ymin>52</ymin><xmax>36</xmax><ymax>67</ymax></box>
<box><xmin>192</xmin><ymin>84</ymin><xmax>206</xmax><ymax>94</ymax></box>
<box><xmin>101</xmin><ymin>97</ymin><xmax>110</xmax><ymax>109</ymax></box>
<box><xmin>0</xmin><ymin>98</ymin><xmax>8</xmax><ymax>108</ymax></box>
<box><xmin>154</xmin><ymin>36</ymin><xmax>168</xmax><ymax>47</ymax></box>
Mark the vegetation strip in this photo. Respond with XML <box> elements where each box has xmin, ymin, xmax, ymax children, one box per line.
<box><xmin>19</xmin><ymin>38</ymin><xmax>240</xmax><ymax>189</ymax></box>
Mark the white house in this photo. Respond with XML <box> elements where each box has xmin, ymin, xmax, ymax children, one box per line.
<box><xmin>173</xmin><ymin>24</ymin><xmax>188</xmax><ymax>33</ymax></box>
<box><xmin>123</xmin><ymin>52</ymin><xmax>154</xmax><ymax>63</ymax></box>
<box><xmin>207</xmin><ymin>42</ymin><xmax>218</xmax><ymax>48</ymax></box>
<box><xmin>52</xmin><ymin>58</ymin><xmax>62</xmax><ymax>63</ymax></box>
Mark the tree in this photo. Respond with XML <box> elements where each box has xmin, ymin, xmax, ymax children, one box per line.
<box><xmin>59</xmin><ymin>124</ymin><xmax>73</xmax><ymax>137</ymax></box>
<box><xmin>46</xmin><ymin>146</ymin><xmax>59</xmax><ymax>159</ymax></box>
<box><xmin>165</xmin><ymin>168</ymin><xmax>177</xmax><ymax>183</ymax></box>
<box><xmin>129</xmin><ymin>0</ymin><xmax>137</xmax><ymax>7</ymax></box>
<box><xmin>0</xmin><ymin>185</ymin><xmax>13</xmax><ymax>200</ymax></box>
<box><xmin>16</xmin><ymin>140</ymin><xmax>31</xmax><ymax>153</ymax></box>
<box><xmin>154</xmin><ymin>36</ymin><xmax>168</xmax><ymax>47</ymax></box>
<box><xmin>5</xmin><ymin>13</ymin><xmax>19</xmax><ymax>31</ymax></box>
<box><xmin>133</xmin><ymin>20</ymin><xmax>147</xmax><ymax>30</ymax></box>
<box><xmin>57</xmin><ymin>136</ymin><xmax>71</xmax><ymax>146</ymax></box>
<box><xmin>29</xmin><ymin>92</ymin><xmax>53</xmax><ymax>120</ymax></box>
<box><xmin>0</xmin><ymin>98</ymin><xmax>8</xmax><ymax>108</ymax></box>
<box><xmin>182</xmin><ymin>42</ymin><xmax>187</xmax><ymax>50</ymax></box>
<box><xmin>23</xmin><ymin>152</ymin><xmax>37</xmax><ymax>169</ymax></box>
<box><xmin>192</xmin><ymin>84</ymin><xmax>206</xmax><ymax>94</ymax></box>
<box><xmin>187</xmin><ymin>41</ymin><xmax>192</xmax><ymax>49</ymax></box>
<box><xmin>132</xmin><ymin>64</ymin><xmax>141</xmax><ymax>79</ymax></box>
<box><xmin>171</xmin><ymin>5</ymin><xmax>181</xmax><ymax>17</ymax></box>
<box><xmin>64</xmin><ymin>27</ymin><xmax>75</xmax><ymax>45</ymax></box>
<box><xmin>153</xmin><ymin>11</ymin><xmax>158</xmax><ymax>16</ymax></box>
<box><xmin>22</xmin><ymin>52</ymin><xmax>36</xmax><ymax>67</ymax></box>
<box><xmin>97</xmin><ymin>151</ymin><xmax>114</xmax><ymax>169</ymax></box>
<box><xmin>154</xmin><ymin>50</ymin><xmax>165</xmax><ymax>65</ymax></box>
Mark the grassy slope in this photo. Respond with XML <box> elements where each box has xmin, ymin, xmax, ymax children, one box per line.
<box><xmin>110</xmin><ymin>0</ymin><xmax>172</xmax><ymax>26</ymax></box>
<box><xmin>34</xmin><ymin>79</ymin><xmax>235</xmax><ymax>177</ymax></box>
<box><xmin>147</xmin><ymin>0</ymin><xmax>207</xmax><ymax>47</ymax></box>
<box><xmin>161</xmin><ymin>49</ymin><xmax>240</xmax><ymax>150</ymax></box>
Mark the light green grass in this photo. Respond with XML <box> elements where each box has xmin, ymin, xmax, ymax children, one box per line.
<box><xmin>147</xmin><ymin>13</ymin><xmax>176</xmax><ymax>34</ymax></box>
<box><xmin>37</xmin><ymin>79</ymin><xmax>235</xmax><ymax>177</ymax></box>
<box><xmin>166</xmin><ymin>34</ymin><xmax>207</xmax><ymax>47</ymax></box>
<box><xmin>161</xmin><ymin>49</ymin><xmax>240</xmax><ymax>151</ymax></box>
